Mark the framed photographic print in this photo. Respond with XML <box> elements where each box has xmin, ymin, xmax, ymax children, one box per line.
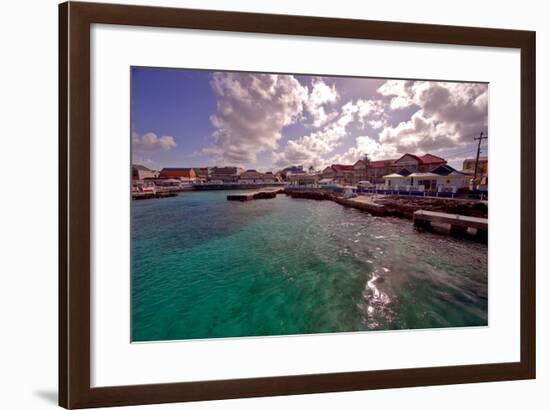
<box><xmin>59</xmin><ymin>1</ymin><xmax>536</xmax><ymax>408</ymax></box>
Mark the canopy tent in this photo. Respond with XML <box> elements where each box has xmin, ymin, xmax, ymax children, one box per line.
<box><xmin>410</xmin><ymin>171</ymin><xmax>470</xmax><ymax>180</ymax></box>
<box><xmin>408</xmin><ymin>172</ymin><xmax>440</xmax><ymax>179</ymax></box>
<box><xmin>383</xmin><ymin>173</ymin><xmax>408</xmax><ymax>179</ymax></box>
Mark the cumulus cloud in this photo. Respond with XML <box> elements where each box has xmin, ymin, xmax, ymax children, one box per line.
<box><xmin>272</xmin><ymin>101</ymin><xmax>358</xmax><ymax>169</ymax></box>
<box><xmin>356</xmin><ymin>99</ymin><xmax>389</xmax><ymax>129</ymax></box>
<box><xmin>205</xmin><ymin>72</ymin><xmax>308</xmax><ymax>165</ymax></box>
<box><xmin>377</xmin><ymin>80</ymin><xmax>488</xmax><ymax>154</ymax></box>
<box><xmin>377</xmin><ymin>80</ymin><xmax>416</xmax><ymax>109</ymax></box>
<box><xmin>132</xmin><ymin>132</ymin><xmax>176</xmax><ymax>152</ymax></box>
<box><xmin>202</xmin><ymin>74</ymin><xmax>487</xmax><ymax>170</ymax></box>
<box><xmin>305</xmin><ymin>78</ymin><xmax>339</xmax><ymax>128</ymax></box>
<box><xmin>328</xmin><ymin>136</ymin><xmax>399</xmax><ymax>166</ymax></box>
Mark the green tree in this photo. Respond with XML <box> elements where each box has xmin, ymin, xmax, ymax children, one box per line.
<box><xmin>362</xmin><ymin>154</ymin><xmax>371</xmax><ymax>166</ymax></box>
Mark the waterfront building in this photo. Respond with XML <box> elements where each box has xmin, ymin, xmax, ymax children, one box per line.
<box><xmin>462</xmin><ymin>157</ymin><xmax>488</xmax><ymax>191</ymax></box>
<box><xmin>211</xmin><ymin>166</ymin><xmax>244</xmax><ymax>183</ymax></box>
<box><xmin>352</xmin><ymin>159</ymin><xmax>368</xmax><ymax>183</ymax></box>
<box><xmin>336</xmin><ymin>153</ymin><xmax>447</xmax><ymax>185</ymax></box>
<box><xmin>159</xmin><ymin>167</ymin><xmax>197</xmax><ymax>181</ymax></box>
<box><xmin>463</xmin><ymin>157</ymin><xmax>488</xmax><ymax>176</ymax></box>
<box><xmin>277</xmin><ymin>165</ymin><xmax>305</xmax><ymax>181</ymax></box>
<box><xmin>239</xmin><ymin>169</ymin><xmax>263</xmax><ymax>183</ymax></box>
<box><xmin>383</xmin><ymin>164</ymin><xmax>470</xmax><ymax>191</ymax></box>
<box><xmin>193</xmin><ymin>167</ymin><xmax>213</xmax><ymax>181</ymax></box>
<box><xmin>365</xmin><ymin>159</ymin><xmax>395</xmax><ymax>184</ymax></box>
<box><xmin>391</xmin><ymin>153</ymin><xmax>447</xmax><ymax>174</ymax></box>
<box><xmin>321</xmin><ymin>166</ymin><xmax>334</xmax><ymax>180</ymax></box>
<box><xmin>322</xmin><ymin>164</ymin><xmax>354</xmax><ymax>185</ymax></box>
<box><xmin>238</xmin><ymin>169</ymin><xmax>280</xmax><ymax>184</ymax></box>
<box><xmin>288</xmin><ymin>173</ymin><xmax>319</xmax><ymax>186</ymax></box>
<box><xmin>318</xmin><ymin>178</ymin><xmax>336</xmax><ymax>187</ymax></box>
<box><xmin>132</xmin><ymin>164</ymin><xmax>159</xmax><ymax>180</ymax></box>
<box><xmin>352</xmin><ymin>158</ymin><xmax>394</xmax><ymax>184</ymax></box>
<box><xmin>263</xmin><ymin>172</ymin><xmax>279</xmax><ymax>183</ymax></box>
<box><xmin>132</xmin><ymin>179</ymin><xmax>156</xmax><ymax>193</ymax></box>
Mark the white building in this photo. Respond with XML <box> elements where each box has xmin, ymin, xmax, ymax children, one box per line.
<box><xmin>132</xmin><ymin>164</ymin><xmax>159</xmax><ymax>180</ymax></box>
<box><xmin>383</xmin><ymin>165</ymin><xmax>471</xmax><ymax>192</ymax></box>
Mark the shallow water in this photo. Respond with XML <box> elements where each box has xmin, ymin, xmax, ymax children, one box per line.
<box><xmin>131</xmin><ymin>191</ymin><xmax>488</xmax><ymax>342</ymax></box>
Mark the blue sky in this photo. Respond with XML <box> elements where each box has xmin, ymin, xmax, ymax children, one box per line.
<box><xmin>131</xmin><ymin>67</ymin><xmax>488</xmax><ymax>171</ymax></box>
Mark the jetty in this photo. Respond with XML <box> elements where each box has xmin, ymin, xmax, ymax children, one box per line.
<box><xmin>132</xmin><ymin>191</ymin><xmax>178</xmax><ymax>200</ymax></box>
<box><xmin>227</xmin><ymin>188</ymin><xmax>283</xmax><ymax>201</ymax></box>
<box><xmin>413</xmin><ymin>209</ymin><xmax>488</xmax><ymax>241</ymax></box>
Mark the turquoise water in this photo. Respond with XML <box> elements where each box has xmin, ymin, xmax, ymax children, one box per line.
<box><xmin>131</xmin><ymin>191</ymin><xmax>488</xmax><ymax>342</ymax></box>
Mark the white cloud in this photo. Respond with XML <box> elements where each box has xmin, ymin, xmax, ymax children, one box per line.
<box><xmin>132</xmin><ymin>132</ymin><xmax>176</xmax><ymax>152</ymax></box>
<box><xmin>377</xmin><ymin>80</ymin><xmax>488</xmax><ymax>154</ymax></box>
<box><xmin>271</xmin><ymin>80</ymin><xmax>488</xmax><ymax>170</ymax></box>
<box><xmin>272</xmin><ymin>101</ymin><xmax>358</xmax><ymax>169</ymax></box>
<box><xmin>305</xmin><ymin>78</ymin><xmax>339</xmax><ymax>128</ymax></box>
<box><xmin>377</xmin><ymin>80</ymin><xmax>415</xmax><ymax>109</ymax></box>
<box><xmin>356</xmin><ymin>99</ymin><xmax>388</xmax><ymax>129</ymax></box>
<box><xmin>328</xmin><ymin>136</ymin><xmax>399</xmax><ymax>165</ymax></box>
<box><xmin>205</xmin><ymin>72</ymin><xmax>308</xmax><ymax>165</ymax></box>
<box><xmin>200</xmin><ymin>74</ymin><xmax>488</xmax><ymax>170</ymax></box>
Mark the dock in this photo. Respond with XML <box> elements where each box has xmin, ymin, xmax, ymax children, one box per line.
<box><xmin>227</xmin><ymin>188</ymin><xmax>283</xmax><ymax>201</ymax></box>
<box><xmin>132</xmin><ymin>191</ymin><xmax>178</xmax><ymax>200</ymax></box>
<box><xmin>347</xmin><ymin>195</ymin><xmax>385</xmax><ymax>208</ymax></box>
<box><xmin>413</xmin><ymin>210</ymin><xmax>488</xmax><ymax>241</ymax></box>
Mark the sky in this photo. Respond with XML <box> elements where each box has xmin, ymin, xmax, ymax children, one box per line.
<box><xmin>131</xmin><ymin>67</ymin><xmax>488</xmax><ymax>172</ymax></box>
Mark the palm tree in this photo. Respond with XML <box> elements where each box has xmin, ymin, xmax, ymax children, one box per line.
<box><xmin>362</xmin><ymin>154</ymin><xmax>371</xmax><ymax>184</ymax></box>
<box><xmin>308</xmin><ymin>165</ymin><xmax>315</xmax><ymax>173</ymax></box>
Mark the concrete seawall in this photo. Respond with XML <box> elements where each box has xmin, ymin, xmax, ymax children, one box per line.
<box><xmin>284</xmin><ymin>190</ymin><xmax>488</xmax><ymax>220</ymax></box>
<box><xmin>227</xmin><ymin>188</ymin><xmax>284</xmax><ymax>201</ymax></box>
<box><xmin>285</xmin><ymin>190</ymin><xmax>394</xmax><ymax>217</ymax></box>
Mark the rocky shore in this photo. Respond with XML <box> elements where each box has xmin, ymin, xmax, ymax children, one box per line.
<box><xmin>227</xmin><ymin>188</ymin><xmax>285</xmax><ymax>201</ymax></box>
<box><xmin>285</xmin><ymin>190</ymin><xmax>488</xmax><ymax>220</ymax></box>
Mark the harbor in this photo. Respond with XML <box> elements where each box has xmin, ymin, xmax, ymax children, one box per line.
<box><xmin>132</xmin><ymin>174</ymin><xmax>488</xmax><ymax>241</ymax></box>
<box><xmin>130</xmin><ymin>69</ymin><xmax>490</xmax><ymax>342</ymax></box>
<box><xmin>283</xmin><ymin>189</ymin><xmax>487</xmax><ymax>241</ymax></box>
<box><xmin>132</xmin><ymin>154</ymin><xmax>489</xmax><ymax>241</ymax></box>
<box><xmin>132</xmin><ymin>190</ymin><xmax>488</xmax><ymax>341</ymax></box>
<box><xmin>226</xmin><ymin>188</ymin><xmax>284</xmax><ymax>201</ymax></box>
<box><xmin>413</xmin><ymin>210</ymin><xmax>488</xmax><ymax>240</ymax></box>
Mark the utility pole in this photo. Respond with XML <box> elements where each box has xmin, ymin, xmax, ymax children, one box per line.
<box><xmin>473</xmin><ymin>131</ymin><xmax>488</xmax><ymax>188</ymax></box>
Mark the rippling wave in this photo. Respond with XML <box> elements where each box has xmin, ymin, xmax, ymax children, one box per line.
<box><xmin>131</xmin><ymin>191</ymin><xmax>488</xmax><ymax>341</ymax></box>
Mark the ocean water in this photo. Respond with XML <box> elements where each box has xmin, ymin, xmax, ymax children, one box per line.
<box><xmin>131</xmin><ymin>191</ymin><xmax>488</xmax><ymax>342</ymax></box>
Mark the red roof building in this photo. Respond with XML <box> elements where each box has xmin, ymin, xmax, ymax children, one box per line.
<box><xmin>392</xmin><ymin>153</ymin><xmax>446</xmax><ymax>173</ymax></box>
<box><xmin>419</xmin><ymin>153</ymin><xmax>446</xmax><ymax>165</ymax></box>
<box><xmin>322</xmin><ymin>164</ymin><xmax>355</xmax><ymax>184</ymax></box>
<box><xmin>349</xmin><ymin>153</ymin><xmax>448</xmax><ymax>184</ymax></box>
<box><xmin>159</xmin><ymin>167</ymin><xmax>197</xmax><ymax>180</ymax></box>
<box><xmin>331</xmin><ymin>164</ymin><xmax>354</xmax><ymax>172</ymax></box>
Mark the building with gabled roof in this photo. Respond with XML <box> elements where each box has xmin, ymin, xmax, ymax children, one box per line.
<box><xmin>238</xmin><ymin>169</ymin><xmax>280</xmax><ymax>183</ymax></box>
<box><xmin>322</xmin><ymin>164</ymin><xmax>355</xmax><ymax>185</ymax></box>
<box><xmin>419</xmin><ymin>153</ymin><xmax>447</xmax><ymax>165</ymax></box>
<box><xmin>350</xmin><ymin>153</ymin><xmax>446</xmax><ymax>184</ymax></box>
<box><xmin>277</xmin><ymin>165</ymin><xmax>305</xmax><ymax>180</ymax></box>
<box><xmin>159</xmin><ymin>167</ymin><xmax>197</xmax><ymax>180</ymax></box>
<box><xmin>392</xmin><ymin>153</ymin><xmax>447</xmax><ymax>173</ymax></box>
<box><xmin>132</xmin><ymin>164</ymin><xmax>159</xmax><ymax>180</ymax></box>
<box><xmin>383</xmin><ymin>164</ymin><xmax>470</xmax><ymax>191</ymax></box>
<box><xmin>462</xmin><ymin>157</ymin><xmax>488</xmax><ymax>176</ymax></box>
<box><xmin>324</xmin><ymin>152</ymin><xmax>448</xmax><ymax>185</ymax></box>
<box><xmin>211</xmin><ymin>166</ymin><xmax>244</xmax><ymax>182</ymax></box>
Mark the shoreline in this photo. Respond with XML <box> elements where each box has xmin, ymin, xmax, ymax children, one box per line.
<box><xmin>284</xmin><ymin>190</ymin><xmax>487</xmax><ymax>220</ymax></box>
<box><xmin>284</xmin><ymin>190</ymin><xmax>488</xmax><ymax>242</ymax></box>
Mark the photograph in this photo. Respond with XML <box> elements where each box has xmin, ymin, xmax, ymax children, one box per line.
<box><xmin>130</xmin><ymin>67</ymin><xmax>489</xmax><ymax>342</ymax></box>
